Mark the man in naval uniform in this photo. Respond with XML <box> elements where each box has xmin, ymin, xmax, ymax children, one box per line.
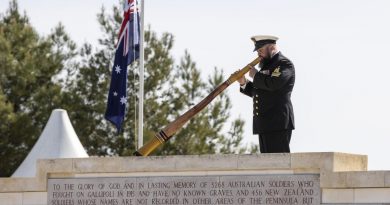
<box><xmin>238</xmin><ymin>35</ymin><xmax>295</xmax><ymax>153</ymax></box>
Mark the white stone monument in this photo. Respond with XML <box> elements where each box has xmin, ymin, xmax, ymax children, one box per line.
<box><xmin>2</xmin><ymin>152</ymin><xmax>390</xmax><ymax>204</ymax></box>
<box><xmin>12</xmin><ymin>109</ymin><xmax>88</xmax><ymax>177</ymax></box>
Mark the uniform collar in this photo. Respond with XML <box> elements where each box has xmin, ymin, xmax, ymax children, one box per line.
<box><xmin>260</xmin><ymin>51</ymin><xmax>281</xmax><ymax>69</ymax></box>
<box><xmin>265</xmin><ymin>51</ymin><xmax>281</xmax><ymax>66</ymax></box>
<box><xmin>270</xmin><ymin>51</ymin><xmax>280</xmax><ymax>60</ymax></box>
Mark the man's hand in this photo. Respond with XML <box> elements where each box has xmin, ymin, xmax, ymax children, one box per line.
<box><xmin>238</xmin><ymin>75</ymin><xmax>247</xmax><ymax>86</ymax></box>
<box><xmin>249</xmin><ymin>65</ymin><xmax>258</xmax><ymax>78</ymax></box>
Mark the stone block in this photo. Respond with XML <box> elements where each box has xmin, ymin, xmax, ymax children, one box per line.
<box><xmin>36</xmin><ymin>158</ymin><xmax>73</xmax><ymax>178</ymax></box>
<box><xmin>322</xmin><ymin>188</ymin><xmax>354</xmax><ymax>203</ymax></box>
<box><xmin>320</xmin><ymin>171</ymin><xmax>347</xmax><ymax>188</ymax></box>
<box><xmin>346</xmin><ymin>171</ymin><xmax>385</xmax><ymax>188</ymax></box>
<box><xmin>174</xmin><ymin>154</ymin><xmax>239</xmax><ymax>171</ymax></box>
<box><xmin>22</xmin><ymin>192</ymin><xmax>46</xmax><ymax>205</ymax></box>
<box><xmin>0</xmin><ymin>193</ymin><xmax>22</xmax><ymax>205</ymax></box>
<box><xmin>122</xmin><ymin>155</ymin><xmax>177</xmax><ymax>172</ymax></box>
<box><xmin>321</xmin><ymin>171</ymin><xmax>386</xmax><ymax>188</ymax></box>
<box><xmin>354</xmin><ymin>188</ymin><xmax>390</xmax><ymax>203</ymax></box>
<box><xmin>237</xmin><ymin>153</ymin><xmax>290</xmax><ymax>170</ymax></box>
<box><xmin>291</xmin><ymin>152</ymin><xmax>333</xmax><ymax>172</ymax></box>
<box><xmin>293</xmin><ymin>168</ymin><xmax>322</xmax><ymax>174</ymax></box>
<box><xmin>0</xmin><ymin>178</ymin><xmax>44</xmax><ymax>192</ymax></box>
<box><xmin>332</xmin><ymin>152</ymin><xmax>368</xmax><ymax>171</ymax></box>
<box><xmin>384</xmin><ymin>171</ymin><xmax>390</xmax><ymax>187</ymax></box>
<box><xmin>73</xmin><ymin>157</ymin><xmax>125</xmax><ymax>173</ymax></box>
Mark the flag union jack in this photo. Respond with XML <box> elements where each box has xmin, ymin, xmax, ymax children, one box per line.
<box><xmin>118</xmin><ymin>0</ymin><xmax>140</xmax><ymax>58</ymax></box>
<box><xmin>105</xmin><ymin>0</ymin><xmax>140</xmax><ymax>133</ymax></box>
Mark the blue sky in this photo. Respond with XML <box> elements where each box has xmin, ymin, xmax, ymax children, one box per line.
<box><xmin>1</xmin><ymin>0</ymin><xmax>390</xmax><ymax>170</ymax></box>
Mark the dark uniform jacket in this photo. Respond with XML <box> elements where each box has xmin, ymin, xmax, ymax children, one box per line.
<box><xmin>240</xmin><ymin>52</ymin><xmax>295</xmax><ymax>134</ymax></box>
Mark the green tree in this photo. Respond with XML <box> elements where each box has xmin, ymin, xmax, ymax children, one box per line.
<box><xmin>66</xmin><ymin>4</ymin><xmax>248</xmax><ymax>156</ymax></box>
<box><xmin>0</xmin><ymin>0</ymin><xmax>77</xmax><ymax>176</ymax></box>
<box><xmin>0</xmin><ymin>1</ymin><xmax>254</xmax><ymax>177</ymax></box>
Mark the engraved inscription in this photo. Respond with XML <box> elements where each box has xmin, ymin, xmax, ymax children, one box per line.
<box><xmin>48</xmin><ymin>174</ymin><xmax>320</xmax><ymax>205</ymax></box>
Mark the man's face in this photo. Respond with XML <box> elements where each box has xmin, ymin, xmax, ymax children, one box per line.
<box><xmin>256</xmin><ymin>45</ymin><xmax>270</xmax><ymax>59</ymax></box>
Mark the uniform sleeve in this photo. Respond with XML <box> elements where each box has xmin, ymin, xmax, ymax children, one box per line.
<box><xmin>239</xmin><ymin>81</ymin><xmax>254</xmax><ymax>97</ymax></box>
<box><xmin>252</xmin><ymin>60</ymin><xmax>294</xmax><ymax>91</ymax></box>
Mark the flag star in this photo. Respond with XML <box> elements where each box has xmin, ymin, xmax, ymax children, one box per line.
<box><xmin>115</xmin><ymin>65</ymin><xmax>121</xmax><ymax>74</ymax></box>
<box><xmin>120</xmin><ymin>96</ymin><xmax>126</xmax><ymax>105</ymax></box>
<box><xmin>113</xmin><ymin>91</ymin><xmax>118</xmax><ymax>96</ymax></box>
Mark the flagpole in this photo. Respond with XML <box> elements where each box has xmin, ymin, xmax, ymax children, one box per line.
<box><xmin>137</xmin><ymin>0</ymin><xmax>145</xmax><ymax>150</ymax></box>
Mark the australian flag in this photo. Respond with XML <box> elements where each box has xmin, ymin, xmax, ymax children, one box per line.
<box><xmin>105</xmin><ymin>0</ymin><xmax>140</xmax><ymax>133</ymax></box>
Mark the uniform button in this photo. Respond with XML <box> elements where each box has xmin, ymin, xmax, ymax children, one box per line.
<box><xmin>256</xmin><ymin>95</ymin><xmax>258</xmax><ymax>97</ymax></box>
<box><xmin>256</xmin><ymin>112</ymin><xmax>259</xmax><ymax>115</ymax></box>
<box><xmin>256</xmin><ymin>100</ymin><xmax>258</xmax><ymax>103</ymax></box>
<box><xmin>256</xmin><ymin>106</ymin><xmax>258</xmax><ymax>109</ymax></box>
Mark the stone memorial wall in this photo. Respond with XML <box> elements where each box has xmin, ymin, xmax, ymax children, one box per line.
<box><xmin>3</xmin><ymin>153</ymin><xmax>390</xmax><ymax>204</ymax></box>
